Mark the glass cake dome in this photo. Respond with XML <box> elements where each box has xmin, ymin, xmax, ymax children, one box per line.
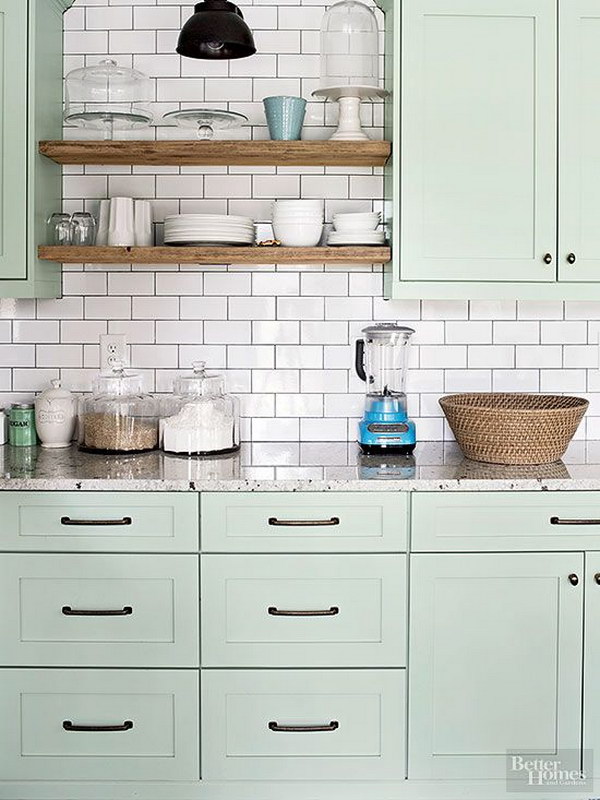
<box><xmin>64</xmin><ymin>58</ymin><xmax>154</xmax><ymax>139</ymax></box>
<box><xmin>319</xmin><ymin>0</ymin><xmax>380</xmax><ymax>92</ymax></box>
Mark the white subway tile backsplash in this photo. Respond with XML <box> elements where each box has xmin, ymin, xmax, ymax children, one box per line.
<box><xmin>4</xmin><ymin>1</ymin><xmax>591</xmax><ymax>441</ymax></box>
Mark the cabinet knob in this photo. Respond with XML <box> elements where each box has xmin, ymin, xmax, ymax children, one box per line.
<box><xmin>594</xmin><ymin>573</ymin><xmax>600</xmax><ymax>585</ymax></box>
<box><xmin>567</xmin><ymin>253</ymin><xmax>577</xmax><ymax>264</ymax></box>
<box><xmin>543</xmin><ymin>253</ymin><xmax>553</xmax><ymax>264</ymax></box>
<box><xmin>568</xmin><ymin>573</ymin><xmax>579</xmax><ymax>586</ymax></box>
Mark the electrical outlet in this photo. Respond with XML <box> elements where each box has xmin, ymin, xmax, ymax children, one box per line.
<box><xmin>100</xmin><ymin>334</ymin><xmax>127</xmax><ymax>373</ymax></box>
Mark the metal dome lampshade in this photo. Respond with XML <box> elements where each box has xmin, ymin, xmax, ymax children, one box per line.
<box><xmin>177</xmin><ymin>1</ymin><xmax>256</xmax><ymax>60</ymax></box>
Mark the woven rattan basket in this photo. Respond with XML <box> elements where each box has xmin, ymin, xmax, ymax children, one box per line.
<box><xmin>439</xmin><ymin>393</ymin><xmax>588</xmax><ymax>465</ymax></box>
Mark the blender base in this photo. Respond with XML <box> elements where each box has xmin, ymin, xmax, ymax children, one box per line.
<box><xmin>358</xmin><ymin>442</ymin><xmax>416</xmax><ymax>456</ymax></box>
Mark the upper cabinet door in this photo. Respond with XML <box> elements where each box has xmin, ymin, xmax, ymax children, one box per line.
<box><xmin>400</xmin><ymin>1</ymin><xmax>557</xmax><ymax>283</ymax></box>
<box><xmin>0</xmin><ymin>0</ymin><xmax>27</xmax><ymax>280</ymax></box>
<box><xmin>559</xmin><ymin>1</ymin><xmax>600</xmax><ymax>281</ymax></box>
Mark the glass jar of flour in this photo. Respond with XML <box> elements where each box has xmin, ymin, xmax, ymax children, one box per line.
<box><xmin>160</xmin><ymin>362</ymin><xmax>240</xmax><ymax>457</ymax></box>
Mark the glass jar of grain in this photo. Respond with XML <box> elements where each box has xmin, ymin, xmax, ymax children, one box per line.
<box><xmin>79</xmin><ymin>366</ymin><xmax>158</xmax><ymax>454</ymax></box>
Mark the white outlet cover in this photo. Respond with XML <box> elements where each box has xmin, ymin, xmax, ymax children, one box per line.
<box><xmin>99</xmin><ymin>334</ymin><xmax>128</xmax><ymax>373</ymax></box>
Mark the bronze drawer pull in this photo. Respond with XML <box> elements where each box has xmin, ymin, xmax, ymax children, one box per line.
<box><xmin>61</xmin><ymin>516</ymin><xmax>132</xmax><ymax>527</ymax></box>
<box><xmin>62</xmin><ymin>606</ymin><xmax>133</xmax><ymax>617</ymax></box>
<box><xmin>550</xmin><ymin>517</ymin><xmax>600</xmax><ymax>526</ymax></box>
<box><xmin>268</xmin><ymin>516</ymin><xmax>340</xmax><ymax>527</ymax></box>
<box><xmin>268</xmin><ymin>720</ymin><xmax>339</xmax><ymax>733</ymax></box>
<box><xmin>595</xmin><ymin>573</ymin><xmax>600</xmax><ymax>585</ymax></box>
<box><xmin>568</xmin><ymin>573</ymin><xmax>580</xmax><ymax>586</ymax></box>
<box><xmin>63</xmin><ymin>720</ymin><xmax>133</xmax><ymax>733</ymax></box>
<box><xmin>268</xmin><ymin>606</ymin><xmax>339</xmax><ymax>617</ymax></box>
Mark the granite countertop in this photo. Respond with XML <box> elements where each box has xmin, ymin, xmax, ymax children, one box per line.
<box><xmin>0</xmin><ymin>440</ymin><xmax>600</xmax><ymax>491</ymax></box>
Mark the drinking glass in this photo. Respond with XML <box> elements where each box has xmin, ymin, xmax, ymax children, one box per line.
<box><xmin>47</xmin><ymin>213</ymin><xmax>73</xmax><ymax>246</ymax></box>
<box><xmin>71</xmin><ymin>212</ymin><xmax>97</xmax><ymax>246</ymax></box>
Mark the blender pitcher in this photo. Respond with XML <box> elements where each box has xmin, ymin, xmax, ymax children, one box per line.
<box><xmin>355</xmin><ymin>324</ymin><xmax>416</xmax><ymax>454</ymax></box>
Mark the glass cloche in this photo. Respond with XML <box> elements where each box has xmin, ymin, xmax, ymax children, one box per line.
<box><xmin>64</xmin><ymin>59</ymin><xmax>154</xmax><ymax>139</ymax></box>
<box><xmin>160</xmin><ymin>362</ymin><xmax>240</xmax><ymax>457</ymax></box>
<box><xmin>79</xmin><ymin>365</ymin><xmax>159</xmax><ymax>454</ymax></box>
<box><xmin>319</xmin><ymin>0</ymin><xmax>381</xmax><ymax>92</ymax></box>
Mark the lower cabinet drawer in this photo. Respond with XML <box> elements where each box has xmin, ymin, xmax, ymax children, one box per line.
<box><xmin>202</xmin><ymin>554</ymin><xmax>406</xmax><ymax>667</ymax></box>
<box><xmin>412</xmin><ymin>491</ymin><xmax>600</xmax><ymax>551</ymax></box>
<box><xmin>202</xmin><ymin>669</ymin><xmax>406</xmax><ymax>780</ymax></box>
<box><xmin>0</xmin><ymin>554</ymin><xmax>199</xmax><ymax>667</ymax></box>
<box><xmin>0</xmin><ymin>669</ymin><xmax>199</xmax><ymax>781</ymax></box>
<box><xmin>0</xmin><ymin>491</ymin><xmax>198</xmax><ymax>552</ymax></box>
<box><xmin>201</xmin><ymin>492</ymin><xmax>407</xmax><ymax>552</ymax></box>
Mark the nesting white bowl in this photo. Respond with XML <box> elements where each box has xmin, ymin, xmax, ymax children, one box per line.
<box><xmin>273</xmin><ymin>220</ymin><xmax>324</xmax><ymax>247</ymax></box>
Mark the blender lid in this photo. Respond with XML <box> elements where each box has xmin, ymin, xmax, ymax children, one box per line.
<box><xmin>362</xmin><ymin>323</ymin><xmax>415</xmax><ymax>338</ymax></box>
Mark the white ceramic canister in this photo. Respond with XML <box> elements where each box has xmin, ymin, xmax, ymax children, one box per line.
<box><xmin>34</xmin><ymin>380</ymin><xmax>77</xmax><ymax>448</ymax></box>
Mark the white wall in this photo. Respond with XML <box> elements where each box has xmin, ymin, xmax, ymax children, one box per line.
<box><xmin>0</xmin><ymin>0</ymin><xmax>598</xmax><ymax>443</ymax></box>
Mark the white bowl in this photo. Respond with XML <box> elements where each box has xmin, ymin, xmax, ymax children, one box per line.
<box><xmin>273</xmin><ymin>215</ymin><xmax>324</xmax><ymax>223</ymax></box>
<box><xmin>333</xmin><ymin>213</ymin><xmax>381</xmax><ymax>233</ymax></box>
<box><xmin>273</xmin><ymin>221</ymin><xmax>324</xmax><ymax>247</ymax></box>
<box><xmin>274</xmin><ymin>201</ymin><xmax>324</xmax><ymax>212</ymax></box>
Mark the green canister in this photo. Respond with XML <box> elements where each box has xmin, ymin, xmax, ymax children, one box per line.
<box><xmin>9</xmin><ymin>403</ymin><xmax>37</xmax><ymax>447</ymax></box>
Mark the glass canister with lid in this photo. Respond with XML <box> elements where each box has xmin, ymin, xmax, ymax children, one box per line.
<box><xmin>160</xmin><ymin>362</ymin><xmax>240</xmax><ymax>456</ymax></box>
<box><xmin>79</xmin><ymin>365</ymin><xmax>159</xmax><ymax>454</ymax></box>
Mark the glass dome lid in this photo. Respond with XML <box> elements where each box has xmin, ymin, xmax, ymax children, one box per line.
<box><xmin>318</xmin><ymin>0</ymin><xmax>381</xmax><ymax>92</ymax></box>
<box><xmin>174</xmin><ymin>361</ymin><xmax>225</xmax><ymax>397</ymax></box>
<box><xmin>64</xmin><ymin>58</ymin><xmax>154</xmax><ymax>138</ymax></box>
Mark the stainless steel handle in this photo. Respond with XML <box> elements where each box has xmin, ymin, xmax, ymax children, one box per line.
<box><xmin>568</xmin><ymin>573</ymin><xmax>579</xmax><ymax>586</ymax></box>
<box><xmin>550</xmin><ymin>517</ymin><xmax>600</xmax><ymax>526</ymax></box>
<box><xmin>268</xmin><ymin>720</ymin><xmax>339</xmax><ymax>733</ymax></box>
<box><xmin>62</xmin><ymin>606</ymin><xmax>133</xmax><ymax>617</ymax></box>
<box><xmin>268</xmin><ymin>606</ymin><xmax>339</xmax><ymax>617</ymax></box>
<box><xmin>61</xmin><ymin>516</ymin><xmax>132</xmax><ymax>527</ymax></box>
<box><xmin>268</xmin><ymin>517</ymin><xmax>340</xmax><ymax>527</ymax></box>
<box><xmin>63</xmin><ymin>720</ymin><xmax>133</xmax><ymax>733</ymax></box>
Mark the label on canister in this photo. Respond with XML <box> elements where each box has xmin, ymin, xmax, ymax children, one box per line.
<box><xmin>9</xmin><ymin>405</ymin><xmax>37</xmax><ymax>447</ymax></box>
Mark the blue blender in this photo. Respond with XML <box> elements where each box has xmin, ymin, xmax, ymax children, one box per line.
<box><xmin>355</xmin><ymin>324</ymin><xmax>416</xmax><ymax>454</ymax></box>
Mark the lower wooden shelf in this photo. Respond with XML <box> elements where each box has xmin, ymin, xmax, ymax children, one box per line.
<box><xmin>38</xmin><ymin>245</ymin><xmax>391</xmax><ymax>265</ymax></box>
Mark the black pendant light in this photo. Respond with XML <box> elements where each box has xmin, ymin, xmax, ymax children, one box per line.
<box><xmin>177</xmin><ymin>1</ymin><xmax>256</xmax><ymax>60</ymax></box>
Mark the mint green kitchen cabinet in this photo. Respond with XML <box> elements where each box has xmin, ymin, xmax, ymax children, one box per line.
<box><xmin>0</xmin><ymin>554</ymin><xmax>199</xmax><ymax>667</ymax></box>
<box><xmin>382</xmin><ymin>0</ymin><xmax>600</xmax><ymax>299</ymax></box>
<box><xmin>412</xmin><ymin>491</ymin><xmax>600</xmax><ymax>551</ymax></box>
<box><xmin>558</xmin><ymin>1</ymin><xmax>600</xmax><ymax>282</ymax></box>
<box><xmin>0</xmin><ymin>668</ymin><xmax>199</xmax><ymax>781</ymax></box>
<box><xmin>408</xmin><ymin>552</ymin><xmax>583</xmax><ymax>779</ymax></box>
<box><xmin>201</xmin><ymin>492</ymin><xmax>408</xmax><ymax>552</ymax></box>
<box><xmin>0</xmin><ymin>491</ymin><xmax>199</xmax><ymax>552</ymax></box>
<box><xmin>202</xmin><ymin>669</ymin><xmax>406</xmax><ymax>781</ymax></box>
<box><xmin>0</xmin><ymin>0</ymin><xmax>71</xmax><ymax>298</ymax></box>
<box><xmin>584</xmin><ymin>554</ymin><xmax>600</xmax><ymax>778</ymax></box>
<box><xmin>398</xmin><ymin>0</ymin><xmax>556</xmax><ymax>286</ymax></box>
<box><xmin>201</xmin><ymin>554</ymin><xmax>406</xmax><ymax>667</ymax></box>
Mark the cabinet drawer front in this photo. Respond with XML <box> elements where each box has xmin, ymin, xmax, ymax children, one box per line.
<box><xmin>0</xmin><ymin>492</ymin><xmax>198</xmax><ymax>552</ymax></box>
<box><xmin>0</xmin><ymin>554</ymin><xmax>198</xmax><ymax>667</ymax></box>
<box><xmin>201</xmin><ymin>492</ymin><xmax>407</xmax><ymax>552</ymax></box>
<box><xmin>412</xmin><ymin>491</ymin><xmax>600</xmax><ymax>551</ymax></box>
<box><xmin>0</xmin><ymin>669</ymin><xmax>199</xmax><ymax>780</ymax></box>
<box><xmin>202</xmin><ymin>669</ymin><xmax>405</xmax><ymax>780</ymax></box>
<box><xmin>202</xmin><ymin>554</ymin><xmax>406</xmax><ymax>667</ymax></box>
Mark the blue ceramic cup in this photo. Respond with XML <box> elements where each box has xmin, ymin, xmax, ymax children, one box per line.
<box><xmin>263</xmin><ymin>96</ymin><xmax>307</xmax><ymax>141</ymax></box>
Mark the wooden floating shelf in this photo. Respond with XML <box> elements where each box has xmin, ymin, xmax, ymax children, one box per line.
<box><xmin>38</xmin><ymin>245</ymin><xmax>391</xmax><ymax>265</ymax></box>
<box><xmin>38</xmin><ymin>139</ymin><xmax>391</xmax><ymax>167</ymax></box>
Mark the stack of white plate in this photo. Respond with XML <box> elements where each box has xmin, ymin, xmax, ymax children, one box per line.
<box><xmin>328</xmin><ymin>211</ymin><xmax>385</xmax><ymax>246</ymax></box>
<box><xmin>164</xmin><ymin>214</ymin><xmax>255</xmax><ymax>246</ymax></box>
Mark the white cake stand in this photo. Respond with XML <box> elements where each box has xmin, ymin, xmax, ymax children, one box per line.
<box><xmin>312</xmin><ymin>85</ymin><xmax>389</xmax><ymax>141</ymax></box>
